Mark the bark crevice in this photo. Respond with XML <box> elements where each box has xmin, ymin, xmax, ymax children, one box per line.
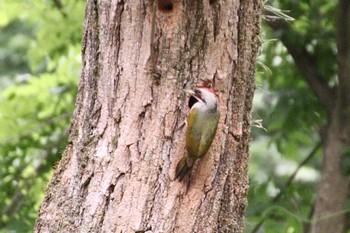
<box><xmin>34</xmin><ymin>0</ymin><xmax>262</xmax><ymax>232</ymax></box>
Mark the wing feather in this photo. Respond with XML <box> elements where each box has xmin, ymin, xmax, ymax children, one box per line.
<box><xmin>186</xmin><ymin>108</ymin><xmax>220</xmax><ymax>160</ymax></box>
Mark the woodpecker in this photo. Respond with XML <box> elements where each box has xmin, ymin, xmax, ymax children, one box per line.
<box><xmin>176</xmin><ymin>87</ymin><xmax>220</xmax><ymax>181</ymax></box>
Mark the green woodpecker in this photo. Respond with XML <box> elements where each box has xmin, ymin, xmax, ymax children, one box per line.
<box><xmin>175</xmin><ymin>87</ymin><xmax>220</xmax><ymax>181</ymax></box>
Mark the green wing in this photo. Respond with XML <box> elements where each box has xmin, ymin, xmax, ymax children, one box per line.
<box><xmin>186</xmin><ymin>108</ymin><xmax>201</xmax><ymax>160</ymax></box>
<box><xmin>186</xmin><ymin>109</ymin><xmax>220</xmax><ymax>160</ymax></box>
<box><xmin>197</xmin><ymin>112</ymin><xmax>220</xmax><ymax>157</ymax></box>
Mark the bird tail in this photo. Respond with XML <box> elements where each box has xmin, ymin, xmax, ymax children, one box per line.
<box><xmin>175</xmin><ymin>155</ymin><xmax>192</xmax><ymax>181</ymax></box>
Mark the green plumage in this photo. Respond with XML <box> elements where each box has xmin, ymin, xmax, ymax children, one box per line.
<box><xmin>176</xmin><ymin>108</ymin><xmax>220</xmax><ymax>181</ymax></box>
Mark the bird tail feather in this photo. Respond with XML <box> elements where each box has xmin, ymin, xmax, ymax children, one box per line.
<box><xmin>175</xmin><ymin>156</ymin><xmax>191</xmax><ymax>181</ymax></box>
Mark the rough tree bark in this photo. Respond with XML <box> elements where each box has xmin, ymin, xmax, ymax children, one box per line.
<box><xmin>266</xmin><ymin>1</ymin><xmax>350</xmax><ymax>232</ymax></box>
<box><xmin>34</xmin><ymin>0</ymin><xmax>261</xmax><ymax>232</ymax></box>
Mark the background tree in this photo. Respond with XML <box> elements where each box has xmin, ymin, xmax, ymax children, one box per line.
<box><xmin>246</xmin><ymin>1</ymin><xmax>350</xmax><ymax>233</ymax></box>
<box><xmin>34</xmin><ymin>0</ymin><xmax>261</xmax><ymax>232</ymax></box>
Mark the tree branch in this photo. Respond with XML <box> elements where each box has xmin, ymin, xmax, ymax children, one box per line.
<box><xmin>336</xmin><ymin>0</ymin><xmax>350</xmax><ymax>109</ymax></box>
<box><xmin>266</xmin><ymin>18</ymin><xmax>335</xmax><ymax>115</ymax></box>
<box><xmin>52</xmin><ymin>0</ymin><xmax>67</xmax><ymax>17</ymax></box>
<box><xmin>0</xmin><ymin>112</ymin><xmax>71</xmax><ymax>145</ymax></box>
<box><xmin>250</xmin><ymin>141</ymin><xmax>322</xmax><ymax>233</ymax></box>
<box><xmin>52</xmin><ymin>0</ymin><xmax>63</xmax><ymax>9</ymax></box>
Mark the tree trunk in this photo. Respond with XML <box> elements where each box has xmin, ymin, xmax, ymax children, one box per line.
<box><xmin>267</xmin><ymin>3</ymin><xmax>350</xmax><ymax>231</ymax></box>
<box><xmin>34</xmin><ymin>0</ymin><xmax>261</xmax><ymax>232</ymax></box>
<box><xmin>310</xmin><ymin>1</ymin><xmax>350</xmax><ymax>232</ymax></box>
<box><xmin>310</xmin><ymin>115</ymin><xmax>350</xmax><ymax>233</ymax></box>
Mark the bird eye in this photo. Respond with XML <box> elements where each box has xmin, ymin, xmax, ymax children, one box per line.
<box><xmin>195</xmin><ymin>89</ymin><xmax>201</xmax><ymax>95</ymax></box>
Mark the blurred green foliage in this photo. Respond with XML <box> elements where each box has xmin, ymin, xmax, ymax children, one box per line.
<box><xmin>0</xmin><ymin>0</ymin><xmax>85</xmax><ymax>232</ymax></box>
<box><xmin>245</xmin><ymin>0</ymin><xmax>342</xmax><ymax>232</ymax></box>
<box><xmin>0</xmin><ymin>0</ymin><xmax>346</xmax><ymax>232</ymax></box>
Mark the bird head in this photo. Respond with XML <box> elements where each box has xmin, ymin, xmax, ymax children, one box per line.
<box><xmin>183</xmin><ymin>87</ymin><xmax>219</xmax><ymax>112</ymax></box>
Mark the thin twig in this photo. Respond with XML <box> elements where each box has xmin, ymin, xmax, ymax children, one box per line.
<box><xmin>250</xmin><ymin>141</ymin><xmax>322</xmax><ymax>233</ymax></box>
<box><xmin>0</xmin><ymin>112</ymin><xmax>72</xmax><ymax>145</ymax></box>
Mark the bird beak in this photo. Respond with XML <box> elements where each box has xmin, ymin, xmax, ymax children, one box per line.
<box><xmin>183</xmin><ymin>89</ymin><xmax>195</xmax><ymax>96</ymax></box>
<box><xmin>183</xmin><ymin>88</ymin><xmax>203</xmax><ymax>103</ymax></box>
